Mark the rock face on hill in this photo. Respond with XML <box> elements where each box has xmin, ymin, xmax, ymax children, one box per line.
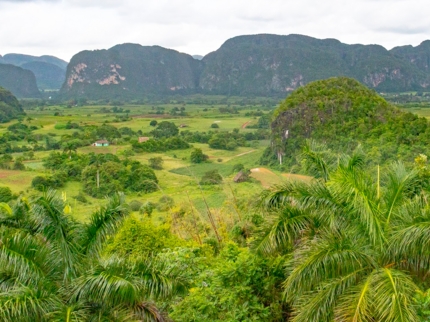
<box><xmin>60</xmin><ymin>34</ymin><xmax>430</xmax><ymax>99</ymax></box>
<box><xmin>0</xmin><ymin>87</ymin><xmax>25</xmax><ymax>122</ymax></box>
<box><xmin>61</xmin><ymin>44</ymin><xmax>202</xmax><ymax>99</ymax></box>
<box><xmin>200</xmin><ymin>34</ymin><xmax>428</xmax><ymax>95</ymax></box>
<box><xmin>0</xmin><ymin>64</ymin><xmax>41</xmax><ymax>98</ymax></box>
<box><xmin>0</xmin><ymin>54</ymin><xmax>67</xmax><ymax>90</ymax></box>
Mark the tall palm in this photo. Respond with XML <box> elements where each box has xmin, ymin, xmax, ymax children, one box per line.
<box><xmin>0</xmin><ymin>190</ymin><xmax>185</xmax><ymax>321</ymax></box>
<box><xmin>258</xmin><ymin>148</ymin><xmax>429</xmax><ymax>321</ymax></box>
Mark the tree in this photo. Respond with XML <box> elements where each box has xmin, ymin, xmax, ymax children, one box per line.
<box><xmin>190</xmin><ymin>148</ymin><xmax>208</xmax><ymax>163</ymax></box>
<box><xmin>151</xmin><ymin>121</ymin><xmax>179</xmax><ymax>139</ymax></box>
<box><xmin>0</xmin><ymin>190</ymin><xmax>186</xmax><ymax>321</ymax></box>
<box><xmin>200</xmin><ymin>170</ymin><xmax>222</xmax><ymax>185</ymax></box>
<box><xmin>257</xmin><ymin>146</ymin><xmax>429</xmax><ymax>321</ymax></box>
<box><xmin>150</xmin><ymin>120</ymin><xmax>158</xmax><ymax>127</ymax></box>
<box><xmin>149</xmin><ymin>157</ymin><xmax>164</xmax><ymax>170</ymax></box>
<box><xmin>0</xmin><ymin>186</ymin><xmax>13</xmax><ymax>202</ymax></box>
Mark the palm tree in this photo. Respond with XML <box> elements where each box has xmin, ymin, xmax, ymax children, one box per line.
<box><xmin>258</xmin><ymin>147</ymin><xmax>430</xmax><ymax>321</ymax></box>
<box><xmin>62</xmin><ymin>141</ymin><xmax>78</xmax><ymax>159</ymax></box>
<box><xmin>89</xmin><ymin>154</ymin><xmax>105</xmax><ymax>189</ymax></box>
<box><xmin>0</xmin><ymin>190</ymin><xmax>186</xmax><ymax>321</ymax></box>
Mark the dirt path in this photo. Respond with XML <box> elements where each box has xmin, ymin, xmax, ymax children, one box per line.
<box><xmin>235</xmin><ymin>150</ymin><xmax>256</xmax><ymax>157</ymax></box>
<box><xmin>241</xmin><ymin>121</ymin><xmax>251</xmax><ymax>129</ymax></box>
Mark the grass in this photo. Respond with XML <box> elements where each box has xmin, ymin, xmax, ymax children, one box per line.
<box><xmin>1</xmin><ymin>101</ymin><xmax>275</xmax><ymax>222</ymax></box>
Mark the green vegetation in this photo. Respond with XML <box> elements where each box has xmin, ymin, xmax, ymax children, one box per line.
<box><xmin>0</xmin><ymin>191</ymin><xmax>185</xmax><ymax>320</ymax></box>
<box><xmin>61</xmin><ymin>35</ymin><xmax>430</xmax><ymax>100</ymax></box>
<box><xmin>266</xmin><ymin>77</ymin><xmax>430</xmax><ymax>170</ymax></box>
<box><xmin>0</xmin><ymin>87</ymin><xmax>25</xmax><ymax>122</ymax></box>
<box><xmin>3</xmin><ymin>77</ymin><xmax>430</xmax><ymax>320</ymax></box>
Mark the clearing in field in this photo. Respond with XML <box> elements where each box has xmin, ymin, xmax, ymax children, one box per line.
<box><xmin>250</xmin><ymin>167</ymin><xmax>312</xmax><ymax>188</ymax></box>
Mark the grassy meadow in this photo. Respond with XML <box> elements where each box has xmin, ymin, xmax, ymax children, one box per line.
<box><xmin>0</xmin><ymin>100</ymin><xmax>296</xmax><ymax>222</ymax></box>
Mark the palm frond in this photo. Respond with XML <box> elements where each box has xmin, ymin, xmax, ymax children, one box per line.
<box><xmin>291</xmin><ymin>269</ymin><xmax>364</xmax><ymax>322</ymax></box>
<box><xmin>82</xmin><ymin>192</ymin><xmax>129</xmax><ymax>256</ymax></box>
<box><xmin>284</xmin><ymin>230</ymin><xmax>375</xmax><ymax>302</ymax></box>
<box><xmin>299</xmin><ymin>139</ymin><xmax>335</xmax><ymax>181</ymax></box>
<box><xmin>0</xmin><ymin>286</ymin><xmax>61</xmax><ymax>322</ymax></box>
<box><xmin>255</xmin><ymin>205</ymin><xmax>313</xmax><ymax>255</ymax></box>
<box><xmin>31</xmin><ymin>190</ymin><xmax>81</xmax><ymax>280</ymax></box>
<box><xmin>329</xmin><ymin>164</ymin><xmax>385</xmax><ymax>246</ymax></box>
<box><xmin>370</xmin><ymin>268</ymin><xmax>420</xmax><ymax>322</ymax></box>
<box><xmin>382</xmin><ymin>161</ymin><xmax>419</xmax><ymax>226</ymax></box>
<box><xmin>0</xmin><ymin>229</ymin><xmax>55</xmax><ymax>289</ymax></box>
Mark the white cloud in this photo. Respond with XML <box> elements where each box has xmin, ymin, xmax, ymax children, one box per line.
<box><xmin>0</xmin><ymin>0</ymin><xmax>430</xmax><ymax>61</ymax></box>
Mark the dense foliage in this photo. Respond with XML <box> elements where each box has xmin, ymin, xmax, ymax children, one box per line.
<box><xmin>256</xmin><ymin>146</ymin><xmax>430</xmax><ymax>321</ymax></box>
<box><xmin>266</xmin><ymin>77</ymin><xmax>430</xmax><ymax>169</ymax></box>
<box><xmin>0</xmin><ymin>191</ymin><xmax>186</xmax><ymax>321</ymax></box>
<box><xmin>42</xmin><ymin>152</ymin><xmax>159</xmax><ymax>198</ymax></box>
<box><xmin>0</xmin><ymin>87</ymin><xmax>25</xmax><ymax>122</ymax></box>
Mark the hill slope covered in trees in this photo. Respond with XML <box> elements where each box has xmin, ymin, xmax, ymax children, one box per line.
<box><xmin>0</xmin><ymin>64</ymin><xmax>40</xmax><ymax>98</ymax></box>
<box><xmin>0</xmin><ymin>53</ymin><xmax>67</xmax><ymax>90</ymax></box>
<box><xmin>0</xmin><ymin>87</ymin><xmax>25</xmax><ymax>122</ymax></box>
<box><xmin>264</xmin><ymin>77</ymin><xmax>430</xmax><ymax>168</ymax></box>
<box><xmin>60</xmin><ymin>44</ymin><xmax>202</xmax><ymax>99</ymax></box>
<box><xmin>60</xmin><ymin>34</ymin><xmax>430</xmax><ymax>99</ymax></box>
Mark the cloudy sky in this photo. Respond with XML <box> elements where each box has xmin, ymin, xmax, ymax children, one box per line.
<box><xmin>1</xmin><ymin>0</ymin><xmax>429</xmax><ymax>62</ymax></box>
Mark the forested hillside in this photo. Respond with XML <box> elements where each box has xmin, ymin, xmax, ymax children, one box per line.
<box><xmin>264</xmin><ymin>77</ymin><xmax>430</xmax><ymax>169</ymax></box>
<box><xmin>60</xmin><ymin>44</ymin><xmax>202</xmax><ymax>99</ymax></box>
<box><xmin>0</xmin><ymin>87</ymin><xmax>25</xmax><ymax>122</ymax></box>
<box><xmin>0</xmin><ymin>64</ymin><xmax>40</xmax><ymax>98</ymax></box>
<box><xmin>0</xmin><ymin>53</ymin><xmax>67</xmax><ymax>90</ymax></box>
<box><xmin>60</xmin><ymin>34</ymin><xmax>430</xmax><ymax>99</ymax></box>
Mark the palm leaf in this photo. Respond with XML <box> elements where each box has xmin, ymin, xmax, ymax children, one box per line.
<box><xmin>81</xmin><ymin>192</ymin><xmax>129</xmax><ymax>256</ymax></box>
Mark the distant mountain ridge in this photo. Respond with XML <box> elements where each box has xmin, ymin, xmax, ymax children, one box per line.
<box><xmin>0</xmin><ymin>53</ymin><xmax>67</xmax><ymax>90</ymax></box>
<box><xmin>0</xmin><ymin>64</ymin><xmax>41</xmax><ymax>98</ymax></box>
<box><xmin>59</xmin><ymin>34</ymin><xmax>430</xmax><ymax>99</ymax></box>
<box><xmin>61</xmin><ymin>44</ymin><xmax>202</xmax><ymax>98</ymax></box>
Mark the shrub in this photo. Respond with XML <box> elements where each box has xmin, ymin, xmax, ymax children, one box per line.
<box><xmin>129</xmin><ymin>200</ymin><xmax>143</xmax><ymax>212</ymax></box>
<box><xmin>73</xmin><ymin>192</ymin><xmax>88</xmax><ymax>203</ymax></box>
<box><xmin>190</xmin><ymin>148</ymin><xmax>208</xmax><ymax>164</ymax></box>
<box><xmin>211</xmin><ymin>123</ymin><xmax>219</xmax><ymax>128</ymax></box>
<box><xmin>148</xmin><ymin>157</ymin><xmax>163</xmax><ymax>170</ymax></box>
<box><xmin>156</xmin><ymin>195</ymin><xmax>175</xmax><ymax>212</ymax></box>
<box><xmin>13</xmin><ymin>161</ymin><xmax>25</xmax><ymax>170</ymax></box>
<box><xmin>232</xmin><ymin>163</ymin><xmax>244</xmax><ymax>172</ymax></box>
<box><xmin>140</xmin><ymin>201</ymin><xmax>155</xmax><ymax>216</ymax></box>
<box><xmin>200</xmin><ymin>170</ymin><xmax>223</xmax><ymax>185</ymax></box>
<box><xmin>0</xmin><ymin>186</ymin><xmax>13</xmax><ymax>202</ymax></box>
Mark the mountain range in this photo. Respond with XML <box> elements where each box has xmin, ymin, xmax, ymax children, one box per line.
<box><xmin>0</xmin><ymin>54</ymin><xmax>67</xmax><ymax>93</ymax></box>
<box><xmin>4</xmin><ymin>34</ymin><xmax>430</xmax><ymax>99</ymax></box>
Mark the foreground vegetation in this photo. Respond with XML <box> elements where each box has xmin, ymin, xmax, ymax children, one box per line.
<box><xmin>2</xmin><ymin>79</ymin><xmax>430</xmax><ymax>320</ymax></box>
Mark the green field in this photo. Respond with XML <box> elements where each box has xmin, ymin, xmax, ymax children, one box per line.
<box><xmin>0</xmin><ymin>101</ymin><xmax>281</xmax><ymax>221</ymax></box>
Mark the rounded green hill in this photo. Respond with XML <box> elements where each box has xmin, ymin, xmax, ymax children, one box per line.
<box><xmin>266</xmin><ymin>77</ymin><xmax>430</xmax><ymax>167</ymax></box>
<box><xmin>0</xmin><ymin>87</ymin><xmax>25</xmax><ymax>123</ymax></box>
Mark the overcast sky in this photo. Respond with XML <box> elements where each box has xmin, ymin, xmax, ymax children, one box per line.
<box><xmin>1</xmin><ymin>0</ymin><xmax>429</xmax><ymax>62</ymax></box>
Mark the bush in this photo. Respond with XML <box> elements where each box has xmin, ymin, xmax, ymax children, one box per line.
<box><xmin>148</xmin><ymin>157</ymin><xmax>163</xmax><ymax>170</ymax></box>
<box><xmin>73</xmin><ymin>192</ymin><xmax>88</xmax><ymax>204</ymax></box>
<box><xmin>200</xmin><ymin>170</ymin><xmax>223</xmax><ymax>185</ymax></box>
<box><xmin>232</xmin><ymin>163</ymin><xmax>244</xmax><ymax>172</ymax></box>
<box><xmin>13</xmin><ymin>161</ymin><xmax>25</xmax><ymax>170</ymax></box>
<box><xmin>190</xmin><ymin>148</ymin><xmax>208</xmax><ymax>163</ymax></box>
<box><xmin>129</xmin><ymin>200</ymin><xmax>143</xmax><ymax>212</ymax></box>
<box><xmin>149</xmin><ymin>120</ymin><xmax>158</xmax><ymax>127</ymax></box>
<box><xmin>0</xmin><ymin>186</ymin><xmax>13</xmax><ymax>202</ymax></box>
<box><xmin>211</xmin><ymin>123</ymin><xmax>219</xmax><ymax>128</ymax></box>
<box><xmin>156</xmin><ymin>195</ymin><xmax>175</xmax><ymax>212</ymax></box>
<box><xmin>140</xmin><ymin>201</ymin><xmax>155</xmax><ymax>216</ymax></box>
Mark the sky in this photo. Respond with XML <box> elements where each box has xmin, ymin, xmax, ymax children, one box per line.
<box><xmin>1</xmin><ymin>0</ymin><xmax>430</xmax><ymax>62</ymax></box>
